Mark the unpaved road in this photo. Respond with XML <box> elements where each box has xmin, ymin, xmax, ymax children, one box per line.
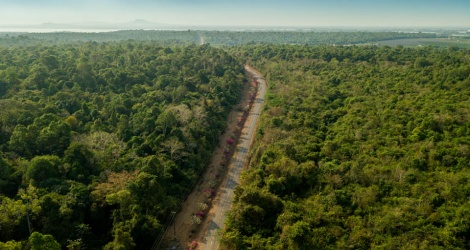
<box><xmin>201</xmin><ymin>65</ymin><xmax>267</xmax><ymax>250</ymax></box>
<box><xmin>198</xmin><ymin>34</ymin><xmax>205</xmax><ymax>45</ymax></box>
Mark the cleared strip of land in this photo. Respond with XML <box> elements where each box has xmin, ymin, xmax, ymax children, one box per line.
<box><xmin>201</xmin><ymin>66</ymin><xmax>267</xmax><ymax>250</ymax></box>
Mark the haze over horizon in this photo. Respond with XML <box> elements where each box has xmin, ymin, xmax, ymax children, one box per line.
<box><xmin>0</xmin><ymin>0</ymin><xmax>469</xmax><ymax>28</ymax></box>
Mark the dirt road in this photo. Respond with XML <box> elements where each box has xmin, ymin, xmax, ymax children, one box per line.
<box><xmin>201</xmin><ymin>65</ymin><xmax>267</xmax><ymax>250</ymax></box>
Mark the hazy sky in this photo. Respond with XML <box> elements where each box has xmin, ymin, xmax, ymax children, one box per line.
<box><xmin>1</xmin><ymin>0</ymin><xmax>469</xmax><ymax>27</ymax></box>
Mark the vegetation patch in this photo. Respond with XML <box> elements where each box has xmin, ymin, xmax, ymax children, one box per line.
<box><xmin>222</xmin><ymin>44</ymin><xmax>470</xmax><ymax>249</ymax></box>
<box><xmin>0</xmin><ymin>42</ymin><xmax>244</xmax><ymax>249</ymax></box>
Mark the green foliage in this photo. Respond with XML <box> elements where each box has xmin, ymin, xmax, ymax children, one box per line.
<box><xmin>0</xmin><ymin>30</ymin><xmax>444</xmax><ymax>48</ymax></box>
<box><xmin>0</xmin><ymin>154</ymin><xmax>18</xmax><ymax>197</ymax></box>
<box><xmin>200</xmin><ymin>31</ymin><xmax>438</xmax><ymax>46</ymax></box>
<box><xmin>5</xmin><ymin>31</ymin><xmax>466</xmax><ymax>249</ymax></box>
<box><xmin>0</xmin><ymin>41</ymin><xmax>244</xmax><ymax>248</ymax></box>
<box><xmin>26</xmin><ymin>156</ymin><xmax>61</xmax><ymax>188</ymax></box>
<box><xmin>0</xmin><ymin>198</ymin><xmax>27</xmax><ymax>241</ymax></box>
<box><xmin>9</xmin><ymin>114</ymin><xmax>71</xmax><ymax>157</ymax></box>
<box><xmin>0</xmin><ymin>240</ymin><xmax>22</xmax><ymax>250</ymax></box>
<box><xmin>62</xmin><ymin>142</ymin><xmax>96</xmax><ymax>183</ymax></box>
<box><xmin>104</xmin><ymin>228</ymin><xmax>135</xmax><ymax>250</ymax></box>
<box><xmin>222</xmin><ymin>45</ymin><xmax>470</xmax><ymax>249</ymax></box>
<box><xmin>0</xmin><ymin>30</ymin><xmax>199</xmax><ymax>46</ymax></box>
<box><xmin>29</xmin><ymin>232</ymin><xmax>61</xmax><ymax>250</ymax></box>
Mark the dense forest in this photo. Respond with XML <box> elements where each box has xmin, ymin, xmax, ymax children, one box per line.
<box><xmin>221</xmin><ymin>45</ymin><xmax>470</xmax><ymax>249</ymax></box>
<box><xmin>0</xmin><ymin>30</ymin><xmax>439</xmax><ymax>47</ymax></box>
<box><xmin>1</xmin><ymin>31</ymin><xmax>470</xmax><ymax>249</ymax></box>
<box><xmin>0</xmin><ymin>30</ymin><xmax>200</xmax><ymax>47</ymax></box>
<box><xmin>200</xmin><ymin>31</ymin><xmax>438</xmax><ymax>46</ymax></box>
<box><xmin>0</xmin><ymin>42</ymin><xmax>245</xmax><ymax>249</ymax></box>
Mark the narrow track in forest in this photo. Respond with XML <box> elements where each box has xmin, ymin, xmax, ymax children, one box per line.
<box><xmin>201</xmin><ymin>65</ymin><xmax>267</xmax><ymax>250</ymax></box>
<box><xmin>157</xmin><ymin>64</ymin><xmax>266</xmax><ymax>250</ymax></box>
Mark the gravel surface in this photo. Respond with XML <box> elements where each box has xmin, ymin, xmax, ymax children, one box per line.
<box><xmin>201</xmin><ymin>65</ymin><xmax>267</xmax><ymax>250</ymax></box>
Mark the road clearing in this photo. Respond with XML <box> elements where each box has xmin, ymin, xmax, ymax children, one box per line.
<box><xmin>201</xmin><ymin>65</ymin><xmax>267</xmax><ymax>250</ymax></box>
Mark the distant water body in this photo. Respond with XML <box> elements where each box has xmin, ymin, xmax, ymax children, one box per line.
<box><xmin>0</xmin><ymin>27</ymin><xmax>193</xmax><ymax>33</ymax></box>
<box><xmin>0</xmin><ymin>27</ymin><xmax>126</xmax><ymax>33</ymax></box>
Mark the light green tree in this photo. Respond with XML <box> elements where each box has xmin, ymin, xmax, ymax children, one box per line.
<box><xmin>29</xmin><ymin>232</ymin><xmax>61</xmax><ymax>250</ymax></box>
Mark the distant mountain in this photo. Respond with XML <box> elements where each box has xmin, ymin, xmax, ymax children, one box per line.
<box><xmin>114</xmin><ymin>19</ymin><xmax>172</xmax><ymax>29</ymax></box>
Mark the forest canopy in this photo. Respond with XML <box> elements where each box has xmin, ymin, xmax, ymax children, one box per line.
<box><xmin>0</xmin><ymin>41</ymin><xmax>244</xmax><ymax>249</ymax></box>
<box><xmin>221</xmin><ymin>44</ymin><xmax>470</xmax><ymax>249</ymax></box>
<box><xmin>0</xmin><ymin>30</ymin><xmax>440</xmax><ymax>47</ymax></box>
<box><xmin>1</xmin><ymin>30</ymin><xmax>470</xmax><ymax>249</ymax></box>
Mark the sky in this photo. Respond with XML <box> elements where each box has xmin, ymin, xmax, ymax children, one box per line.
<box><xmin>0</xmin><ymin>0</ymin><xmax>469</xmax><ymax>28</ymax></box>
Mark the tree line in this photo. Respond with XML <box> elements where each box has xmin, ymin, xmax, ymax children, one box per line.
<box><xmin>200</xmin><ymin>31</ymin><xmax>438</xmax><ymax>46</ymax></box>
<box><xmin>0</xmin><ymin>30</ymin><xmax>439</xmax><ymax>47</ymax></box>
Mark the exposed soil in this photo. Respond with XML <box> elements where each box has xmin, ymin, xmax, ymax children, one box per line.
<box><xmin>160</xmin><ymin>70</ymin><xmax>258</xmax><ymax>250</ymax></box>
